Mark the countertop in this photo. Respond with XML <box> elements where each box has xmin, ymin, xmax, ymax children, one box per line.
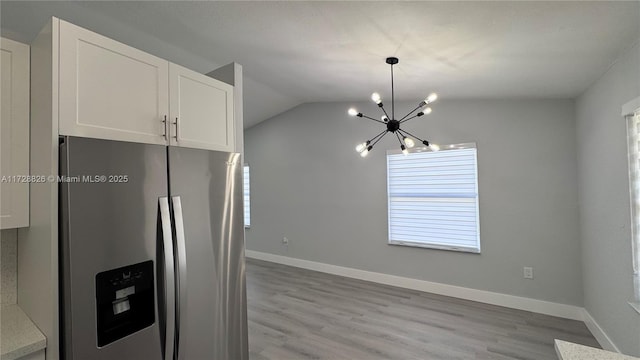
<box><xmin>555</xmin><ymin>340</ymin><xmax>639</xmax><ymax>360</ymax></box>
<box><xmin>1</xmin><ymin>304</ymin><xmax>46</xmax><ymax>360</ymax></box>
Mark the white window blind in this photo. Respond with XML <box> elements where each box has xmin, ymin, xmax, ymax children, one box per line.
<box><xmin>387</xmin><ymin>144</ymin><xmax>480</xmax><ymax>253</ymax></box>
<box><xmin>627</xmin><ymin>113</ymin><xmax>640</xmax><ymax>299</ymax></box>
<box><xmin>243</xmin><ymin>165</ymin><xmax>251</xmax><ymax>228</ymax></box>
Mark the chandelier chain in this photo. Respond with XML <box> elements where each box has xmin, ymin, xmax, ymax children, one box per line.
<box><xmin>391</xmin><ymin>62</ymin><xmax>395</xmax><ymax>122</ymax></box>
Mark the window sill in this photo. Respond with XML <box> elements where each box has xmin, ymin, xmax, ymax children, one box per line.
<box><xmin>629</xmin><ymin>301</ymin><xmax>640</xmax><ymax>315</ymax></box>
<box><xmin>389</xmin><ymin>240</ymin><xmax>480</xmax><ymax>254</ymax></box>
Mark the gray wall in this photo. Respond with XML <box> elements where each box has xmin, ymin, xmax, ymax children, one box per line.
<box><xmin>576</xmin><ymin>41</ymin><xmax>640</xmax><ymax>356</ymax></box>
<box><xmin>245</xmin><ymin>99</ymin><xmax>584</xmax><ymax>306</ymax></box>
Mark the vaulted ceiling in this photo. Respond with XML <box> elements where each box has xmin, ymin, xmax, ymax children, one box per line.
<box><xmin>2</xmin><ymin>1</ymin><xmax>639</xmax><ymax>128</ymax></box>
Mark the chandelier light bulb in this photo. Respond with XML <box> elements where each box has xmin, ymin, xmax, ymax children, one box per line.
<box><xmin>348</xmin><ymin>108</ymin><xmax>358</xmax><ymax>116</ymax></box>
<box><xmin>425</xmin><ymin>93</ymin><xmax>438</xmax><ymax>104</ymax></box>
<box><xmin>371</xmin><ymin>92</ymin><xmax>382</xmax><ymax>104</ymax></box>
<box><xmin>360</xmin><ymin>148</ymin><xmax>369</xmax><ymax>157</ymax></box>
<box><xmin>381</xmin><ymin>115</ymin><xmax>389</xmax><ymax>122</ymax></box>
<box><xmin>430</xmin><ymin>143</ymin><xmax>441</xmax><ymax>152</ymax></box>
<box><xmin>423</xmin><ymin>107</ymin><xmax>432</xmax><ymax>115</ymax></box>
<box><xmin>401</xmin><ymin>145</ymin><xmax>409</xmax><ymax>156</ymax></box>
<box><xmin>404</xmin><ymin>137</ymin><xmax>415</xmax><ymax>148</ymax></box>
<box><xmin>355</xmin><ymin>142</ymin><xmax>366</xmax><ymax>153</ymax></box>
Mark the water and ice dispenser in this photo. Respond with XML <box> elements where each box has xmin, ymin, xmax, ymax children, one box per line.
<box><xmin>95</xmin><ymin>260</ymin><xmax>155</xmax><ymax>347</ymax></box>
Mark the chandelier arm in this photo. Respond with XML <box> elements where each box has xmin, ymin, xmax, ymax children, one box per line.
<box><xmin>398</xmin><ymin>104</ymin><xmax>424</xmax><ymax>122</ymax></box>
<box><xmin>360</xmin><ymin>114</ymin><xmax>387</xmax><ymax>124</ymax></box>
<box><xmin>378</xmin><ymin>104</ymin><xmax>391</xmax><ymax>120</ymax></box>
<box><xmin>370</xmin><ymin>131</ymin><xmax>389</xmax><ymax>148</ymax></box>
<box><xmin>369</xmin><ymin>129</ymin><xmax>388</xmax><ymax>143</ymax></box>
<box><xmin>399</xmin><ymin>114</ymin><xmax>419</xmax><ymax>124</ymax></box>
<box><xmin>397</xmin><ymin>128</ymin><xmax>426</xmax><ymax>143</ymax></box>
<box><xmin>394</xmin><ymin>131</ymin><xmax>404</xmax><ymax>146</ymax></box>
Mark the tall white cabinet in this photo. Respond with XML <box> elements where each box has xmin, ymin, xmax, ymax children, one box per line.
<box><xmin>0</xmin><ymin>37</ymin><xmax>30</xmax><ymax>229</ymax></box>
<box><xmin>19</xmin><ymin>17</ymin><xmax>244</xmax><ymax>360</ymax></box>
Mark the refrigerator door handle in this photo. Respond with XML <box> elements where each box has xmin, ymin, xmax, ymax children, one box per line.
<box><xmin>171</xmin><ymin>195</ymin><xmax>187</xmax><ymax>357</ymax></box>
<box><xmin>159</xmin><ymin>197</ymin><xmax>176</xmax><ymax>360</ymax></box>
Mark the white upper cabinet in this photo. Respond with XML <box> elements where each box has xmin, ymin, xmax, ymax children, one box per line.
<box><xmin>169</xmin><ymin>63</ymin><xmax>235</xmax><ymax>152</ymax></box>
<box><xmin>1</xmin><ymin>37</ymin><xmax>29</xmax><ymax>229</ymax></box>
<box><xmin>57</xmin><ymin>20</ymin><xmax>236</xmax><ymax>151</ymax></box>
<box><xmin>58</xmin><ymin>20</ymin><xmax>170</xmax><ymax>145</ymax></box>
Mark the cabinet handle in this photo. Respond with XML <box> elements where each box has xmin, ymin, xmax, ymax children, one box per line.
<box><xmin>173</xmin><ymin>117</ymin><xmax>179</xmax><ymax>141</ymax></box>
<box><xmin>161</xmin><ymin>115</ymin><xmax>168</xmax><ymax>139</ymax></box>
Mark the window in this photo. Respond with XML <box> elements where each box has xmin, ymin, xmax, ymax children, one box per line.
<box><xmin>626</xmin><ymin>112</ymin><xmax>640</xmax><ymax>303</ymax></box>
<box><xmin>243</xmin><ymin>165</ymin><xmax>251</xmax><ymax>228</ymax></box>
<box><xmin>386</xmin><ymin>143</ymin><xmax>480</xmax><ymax>253</ymax></box>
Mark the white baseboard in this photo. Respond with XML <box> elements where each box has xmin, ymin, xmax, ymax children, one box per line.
<box><xmin>581</xmin><ymin>309</ymin><xmax>620</xmax><ymax>352</ymax></box>
<box><xmin>245</xmin><ymin>250</ymin><xmax>584</xmax><ymax>321</ymax></box>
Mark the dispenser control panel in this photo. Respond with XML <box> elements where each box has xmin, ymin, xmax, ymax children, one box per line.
<box><xmin>95</xmin><ymin>260</ymin><xmax>155</xmax><ymax>347</ymax></box>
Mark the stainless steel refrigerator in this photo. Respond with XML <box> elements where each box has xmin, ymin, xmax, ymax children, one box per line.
<box><xmin>59</xmin><ymin>136</ymin><xmax>248</xmax><ymax>360</ymax></box>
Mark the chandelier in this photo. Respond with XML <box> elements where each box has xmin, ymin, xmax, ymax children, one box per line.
<box><xmin>348</xmin><ymin>57</ymin><xmax>440</xmax><ymax>157</ymax></box>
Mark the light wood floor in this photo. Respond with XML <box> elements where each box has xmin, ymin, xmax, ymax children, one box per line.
<box><xmin>246</xmin><ymin>258</ymin><xmax>599</xmax><ymax>360</ymax></box>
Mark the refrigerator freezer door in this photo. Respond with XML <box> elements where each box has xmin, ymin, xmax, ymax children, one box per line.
<box><xmin>169</xmin><ymin>147</ymin><xmax>248</xmax><ymax>360</ymax></box>
<box><xmin>60</xmin><ymin>137</ymin><xmax>167</xmax><ymax>360</ymax></box>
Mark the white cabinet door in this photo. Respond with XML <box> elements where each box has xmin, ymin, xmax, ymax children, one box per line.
<box><xmin>1</xmin><ymin>38</ymin><xmax>29</xmax><ymax>229</ymax></box>
<box><xmin>169</xmin><ymin>63</ymin><xmax>235</xmax><ymax>152</ymax></box>
<box><xmin>59</xmin><ymin>20</ymin><xmax>169</xmax><ymax>145</ymax></box>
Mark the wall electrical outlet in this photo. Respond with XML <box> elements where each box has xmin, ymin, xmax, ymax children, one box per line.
<box><xmin>523</xmin><ymin>267</ymin><xmax>534</xmax><ymax>279</ymax></box>
<box><xmin>282</xmin><ymin>237</ymin><xmax>289</xmax><ymax>245</ymax></box>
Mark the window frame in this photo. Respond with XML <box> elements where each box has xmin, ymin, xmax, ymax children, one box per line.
<box><xmin>626</xmin><ymin>112</ymin><xmax>640</xmax><ymax>308</ymax></box>
<box><xmin>243</xmin><ymin>164</ymin><xmax>251</xmax><ymax>229</ymax></box>
<box><xmin>386</xmin><ymin>142</ymin><xmax>481</xmax><ymax>254</ymax></box>
<box><xmin>623</xmin><ymin>96</ymin><xmax>640</xmax><ymax>312</ymax></box>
